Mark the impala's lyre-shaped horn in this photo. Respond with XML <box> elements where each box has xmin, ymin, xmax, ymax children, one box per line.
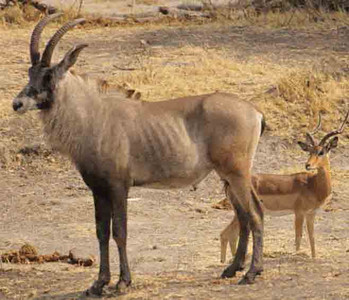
<box><xmin>306</xmin><ymin>113</ymin><xmax>322</xmax><ymax>146</ymax></box>
<box><xmin>319</xmin><ymin>110</ymin><xmax>349</xmax><ymax>146</ymax></box>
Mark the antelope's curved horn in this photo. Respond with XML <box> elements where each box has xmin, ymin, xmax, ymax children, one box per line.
<box><xmin>309</xmin><ymin>113</ymin><xmax>322</xmax><ymax>135</ymax></box>
<box><xmin>305</xmin><ymin>132</ymin><xmax>315</xmax><ymax>146</ymax></box>
<box><xmin>30</xmin><ymin>13</ymin><xmax>63</xmax><ymax>65</ymax></box>
<box><xmin>305</xmin><ymin>113</ymin><xmax>322</xmax><ymax>146</ymax></box>
<box><xmin>41</xmin><ymin>18</ymin><xmax>86</xmax><ymax>68</ymax></box>
<box><xmin>319</xmin><ymin>110</ymin><xmax>349</xmax><ymax>146</ymax></box>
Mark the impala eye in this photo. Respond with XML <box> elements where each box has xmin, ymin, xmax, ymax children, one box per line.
<box><xmin>318</xmin><ymin>150</ymin><xmax>325</xmax><ymax>156</ymax></box>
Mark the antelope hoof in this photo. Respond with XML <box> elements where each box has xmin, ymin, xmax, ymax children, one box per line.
<box><xmin>85</xmin><ymin>280</ymin><xmax>104</xmax><ymax>296</ymax></box>
<box><xmin>85</xmin><ymin>280</ymin><xmax>107</xmax><ymax>297</ymax></box>
<box><xmin>116</xmin><ymin>279</ymin><xmax>131</xmax><ymax>294</ymax></box>
<box><xmin>238</xmin><ymin>269</ymin><xmax>262</xmax><ymax>285</ymax></box>
<box><xmin>221</xmin><ymin>265</ymin><xmax>244</xmax><ymax>278</ymax></box>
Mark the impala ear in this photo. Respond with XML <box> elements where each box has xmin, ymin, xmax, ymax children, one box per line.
<box><xmin>298</xmin><ymin>141</ymin><xmax>311</xmax><ymax>152</ymax></box>
<box><xmin>305</xmin><ymin>134</ymin><xmax>314</xmax><ymax>145</ymax></box>
<box><xmin>326</xmin><ymin>136</ymin><xmax>338</xmax><ymax>152</ymax></box>
<box><xmin>134</xmin><ymin>92</ymin><xmax>141</xmax><ymax>100</ymax></box>
<box><xmin>57</xmin><ymin>43</ymin><xmax>88</xmax><ymax>73</ymax></box>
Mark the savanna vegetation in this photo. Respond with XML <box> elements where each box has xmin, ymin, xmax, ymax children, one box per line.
<box><xmin>0</xmin><ymin>1</ymin><xmax>348</xmax><ymax>299</ymax></box>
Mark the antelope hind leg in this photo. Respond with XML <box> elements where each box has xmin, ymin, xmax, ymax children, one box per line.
<box><xmin>238</xmin><ymin>188</ymin><xmax>264</xmax><ymax>285</ymax></box>
<box><xmin>221</xmin><ymin>178</ymin><xmax>251</xmax><ymax>278</ymax></box>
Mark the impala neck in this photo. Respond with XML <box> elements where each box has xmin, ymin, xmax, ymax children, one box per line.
<box><xmin>315</xmin><ymin>156</ymin><xmax>332</xmax><ymax>203</ymax></box>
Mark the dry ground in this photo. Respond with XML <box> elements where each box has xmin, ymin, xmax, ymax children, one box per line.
<box><xmin>0</xmin><ymin>5</ymin><xmax>349</xmax><ymax>300</ymax></box>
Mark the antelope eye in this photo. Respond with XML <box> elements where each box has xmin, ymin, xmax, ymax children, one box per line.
<box><xmin>43</xmin><ymin>72</ymin><xmax>52</xmax><ymax>84</ymax></box>
<box><xmin>318</xmin><ymin>150</ymin><xmax>325</xmax><ymax>156</ymax></box>
<box><xmin>28</xmin><ymin>86</ymin><xmax>39</xmax><ymax>97</ymax></box>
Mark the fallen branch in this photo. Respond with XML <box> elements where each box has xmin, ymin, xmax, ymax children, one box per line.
<box><xmin>211</xmin><ymin>198</ymin><xmax>232</xmax><ymax>210</ymax></box>
<box><xmin>0</xmin><ymin>0</ymin><xmax>58</xmax><ymax>13</ymax></box>
<box><xmin>29</xmin><ymin>0</ymin><xmax>57</xmax><ymax>14</ymax></box>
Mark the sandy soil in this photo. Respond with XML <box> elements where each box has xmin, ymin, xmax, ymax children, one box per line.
<box><xmin>1</xmin><ymin>134</ymin><xmax>349</xmax><ymax>299</ymax></box>
<box><xmin>0</xmin><ymin>9</ymin><xmax>349</xmax><ymax>300</ymax></box>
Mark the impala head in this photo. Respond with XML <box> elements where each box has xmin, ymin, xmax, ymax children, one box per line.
<box><xmin>298</xmin><ymin>111</ymin><xmax>349</xmax><ymax>171</ymax></box>
<box><xmin>12</xmin><ymin>14</ymin><xmax>87</xmax><ymax>114</ymax></box>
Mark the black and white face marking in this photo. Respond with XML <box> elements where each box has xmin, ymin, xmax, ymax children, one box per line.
<box><xmin>12</xmin><ymin>15</ymin><xmax>87</xmax><ymax>115</ymax></box>
<box><xmin>13</xmin><ymin>64</ymin><xmax>56</xmax><ymax>114</ymax></box>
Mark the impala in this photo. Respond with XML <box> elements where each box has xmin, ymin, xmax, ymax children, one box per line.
<box><xmin>220</xmin><ymin>112</ymin><xmax>348</xmax><ymax>263</ymax></box>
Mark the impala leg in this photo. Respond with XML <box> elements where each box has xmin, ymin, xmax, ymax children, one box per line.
<box><xmin>221</xmin><ymin>176</ymin><xmax>252</xmax><ymax>279</ymax></box>
<box><xmin>295</xmin><ymin>212</ymin><xmax>305</xmax><ymax>253</ymax></box>
<box><xmin>239</xmin><ymin>188</ymin><xmax>264</xmax><ymax>285</ymax></box>
<box><xmin>229</xmin><ymin>217</ymin><xmax>240</xmax><ymax>260</ymax></box>
<box><xmin>87</xmin><ymin>191</ymin><xmax>112</xmax><ymax>296</ymax></box>
<box><xmin>306</xmin><ymin>212</ymin><xmax>316</xmax><ymax>258</ymax></box>
<box><xmin>220</xmin><ymin>227</ymin><xmax>229</xmax><ymax>264</ymax></box>
<box><xmin>220</xmin><ymin>218</ymin><xmax>239</xmax><ymax>263</ymax></box>
<box><xmin>111</xmin><ymin>184</ymin><xmax>132</xmax><ymax>292</ymax></box>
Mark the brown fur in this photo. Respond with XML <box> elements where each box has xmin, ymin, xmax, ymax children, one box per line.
<box><xmin>13</xmin><ymin>17</ymin><xmax>267</xmax><ymax>295</ymax></box>
<box><xmin>220</xmin><ymin>140</ymin><xmax>336</xmax><ymax>263</ymax></box>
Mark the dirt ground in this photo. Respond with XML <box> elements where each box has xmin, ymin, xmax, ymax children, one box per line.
<box><xmin>0</xmin><ymin>3</ymin><xmax>349</xmax><ymax>299</ymax></box>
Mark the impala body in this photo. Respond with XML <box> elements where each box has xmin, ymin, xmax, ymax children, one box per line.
<box><xmin>13</xmin><ymin>15</ymin><xmax>266</xmax><ymax>295</ymax></box>
<box><xmin>220</xmin><ymin>113</ymin><xmax>347</xmax><ymax>263</ymax></box>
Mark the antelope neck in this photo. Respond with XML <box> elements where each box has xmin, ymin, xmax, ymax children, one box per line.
<box><xmin>315</xmin><ymin>158</ymin><xmax>331</xmax><ymax>202</ymax></box>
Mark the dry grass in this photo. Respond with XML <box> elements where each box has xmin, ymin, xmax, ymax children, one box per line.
<box><xmin>109</xmin><ymin>46</ymin><xmax>349</xmax><ymax>140</ymax></box>
<box><xmin>136</xmin><ymin>0</ymin><xmax>160</xmax><ymax>5</ymax></box>
<box><xmin>257</xmin><ymin>69</ymin><xmax>349</xmax><ymax>139</ymax></box>
<box><xmin>224</xmin><ymin>8</ymin><xmax>349</xmax><ymax>29</ymax></box>
<box><xmin>0</xmin><ymin>2</ymin><xmax>348</xmax><ymax>30</ymax></box>
<box><xmin>0</xmin><ymin>15</ymin><xmax>348</xmax><ymax>170</ymax></box>
<box><xmin>0</xmin><ymin>4</ymin><xmax>86</xmax><ymax>27</ymax></box>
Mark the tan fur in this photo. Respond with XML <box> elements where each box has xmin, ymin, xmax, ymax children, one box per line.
<box><xmin>70</xmin><ymin>70</ymin><xmax>141</xmax><ymax>99</ymax></box>
<box><xmin>220</xmin><ymin>151</ymin><xmax>333</xmax><ymax>263</ymax></box>
<box><xmin>39</xmin><ymin>75</ymin><xmax>263</xmax><ymax>185</ymax></box>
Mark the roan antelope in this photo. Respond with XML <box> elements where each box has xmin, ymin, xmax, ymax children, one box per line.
<box><xmin>220</xmin><ymin>112</ymin><xmax>348</xmax><ymax>263</ymax></box>
<box><xmin>13</xmin><ymin>15</ymin><xmax>266</xmax><ymax>295</ymax></box>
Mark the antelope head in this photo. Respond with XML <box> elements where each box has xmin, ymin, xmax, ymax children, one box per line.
<box><xmin>12</xmin><ymin>14</ymin><xmax>87</xmax><ymax>114</ymax></box>
<box><xmin>298</xmin><ymin>111</ymin><xmax>349</xmax><ymax>171</ymax></box>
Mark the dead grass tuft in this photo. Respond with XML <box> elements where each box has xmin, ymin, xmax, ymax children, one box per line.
<box><xmin>0</xmin><ymin>3</ymin><xmax>87</xmax><ymax>27</ymax></box>
<box><xmin>256</xmin><ymin>67</ymin><xmax>349</xmax><ymax>140</ymax></box>
<box><xmin>0</xmin><ymin>3</ymin><xmax>40</xmax><ymax>25</ymax></box>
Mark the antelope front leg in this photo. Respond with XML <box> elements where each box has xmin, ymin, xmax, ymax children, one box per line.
<box><xmin>111</xmin><ymin>184</ymin><xmax>132</xmax><ymax>292</ymax></box>
<box><xmin>220</xmin><ymin>217</ymin><xmax>239</xmax><ymax>263</ymax></box>
<box><xmin>86</xmin><ymin>192</ymin><xmax>112</xmax><ymax>296</ymax></box>
<box><xmin>221</xmin><ymin>217</ymin><xmax>249</xmax><ymax>278</ymax></box>
<box><xmin>220</xmin><ymin>232</ymin><xmax>229</xmax><ymax>264</ymax></box>
<box><xmin>306</xmin><ymin>212</ymin><xmax>316</xmax><ymax>258</ymax></box>
<box><xmin>295</xmin><ymin>212</ymin><xmax>304</xmax><ymax>254</ymax></box>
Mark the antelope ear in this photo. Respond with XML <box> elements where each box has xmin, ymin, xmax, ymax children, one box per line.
<box><xmin>134</xmin><ymin>92</ymin><xmax>141</xmax><ymax>100</ymax></box>
<box><xmin>326</xmin><ymin>136</ymin><xmax>338</xmax><ymax>152</ymax></box>
<box><xmin>57</xmin><ymin>43</ymin><xmax>88</xmax><ymax>73</ymax></box>
<box><xmin>298</xmin><ymin>141</ymin><xmax>310</xmax><ymax>152</ymax></box>
<box><xmin>305</xmin><ymin>134</ymin><xmax>314</xmax><ymax>145</ymax></box>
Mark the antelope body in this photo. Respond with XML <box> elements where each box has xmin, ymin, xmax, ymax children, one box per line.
<box><xmin>220</xmin><ymin>113</ymin><xmax>347</xmax><ymax>263</ymax></box>
<box><xmin>13</xmin><ymin>15</ymin><xmax>266</xmax><ymax>295</ymax></box>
